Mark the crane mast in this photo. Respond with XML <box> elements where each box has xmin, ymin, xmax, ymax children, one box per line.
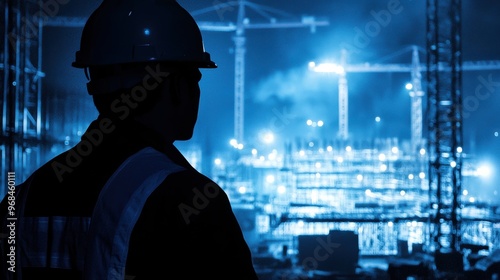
<box><xmin>320</xmin><ymin>47</ymin><xmax>498</xmax><ymax>149</ymax></box>
<box><xmin>410</xmin><ymin>46</ymin><xmax>425</xmax><ymax>154</ymax></box>
<box><xmin>41</xmin><ymin>2</ymin><xmax>329</xmax><ymax>147</ymax></box>
<box><xmin>233</xmin><ymin>1</ymin><xmax>246</xmax><ymax>145</ymax></box>
<box><xmin>426</xmin><ymin>0</ymin><xmax>463</xmax><ymax>262</ymax></box>
<box><xmin>189</xmin><ymin>0</ymin><xmax>329</xmax><ymax>145</ymax></box>
<box><xmin>338</xmin><ymin>49</ymin><xmax>348</xmax><ymax>141</ymax></box>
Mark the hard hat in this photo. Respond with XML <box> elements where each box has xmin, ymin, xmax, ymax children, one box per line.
<box><xmin>72</xmin><ymin>0</ymin><xmax>216</xmax><ymax>69</ymax></box>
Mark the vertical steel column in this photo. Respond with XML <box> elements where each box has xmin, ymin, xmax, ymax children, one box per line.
<box><xmin>338</xmin><ymin>49</ymin><xmax>348</xmax><ymax>141</ymax></box>
<box><xmin>426</xmin><ymin>0</ymin><xmax>463</xmax><ymax>254</ymax></box>
<box><xmin>410</xmin><ymin>46</ymin><xmax>424</xmax><ymax>154</ymax></box>
<box><xmin>233</xmin><ymin>0</ymin><xmax>245</xmax><ymax>145</ymax></box>
<box><xmin>0</xmin><ymin>0</ymin><xmax>44</xmax><ymax>197</ymax></box>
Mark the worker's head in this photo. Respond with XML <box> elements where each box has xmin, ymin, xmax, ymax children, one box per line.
<box><xmin>72</xmin><ymin>0</ymin><xmax>216</xmax><ymax>142</ymax></box>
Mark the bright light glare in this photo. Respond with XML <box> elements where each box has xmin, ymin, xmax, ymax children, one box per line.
<box><xmin>214</xmin><ymin>158</ymin><xmax>222</xmax><ymax>165</ymax></box>
<box><xmin>477</xmin><ymin>164</ymin><xmax>493</xmax><ymax>178</ymax></box>
<box><xmin>263</xmin><ymin>132</ymin><xmax>274</xmax><ymax>144</ymax></box>
<box><xmin>229</xmin><ymin>139</ymin><xmax>237</xmax><ymax>146</ymax></box>
<box><xmin>380</xmin><ymin>164</ymin><xmax>387</xmax><ymax>172</ymax></box>
<box><xmin>230</xmin><ymin>139</ymin><xmax>243</xmax><ymax>149</ymax></box>
<box><xmin>266</xmin><ymin>175</ymin><xmax>275</xmax><ymax>184</ymax></box>
<box><xmin>277</xmin><ymin>185</ymin><xmax>286</xmax><ymax>194</ymax></box>
<box><xmin>310</xmin><ymin>62</ymin><xmax>345</xmax><ymax>74</ymax></box>
<box><xmin>238</xmin><ymin>186</ymin><xmax>247</xmax><ymax>194</ymax></box>
<box><xmin>317</xmin><ymin>120</ymin><xmax>324</xmax><ymax>127</ymax></box>
<box><xmin>405</xmin><ymin>83</ymin><xmax>413</xmax><ymax>90</ymax></box>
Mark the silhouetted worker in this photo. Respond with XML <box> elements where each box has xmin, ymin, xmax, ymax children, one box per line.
<box><xmin>0</xmin><ymin>0</ymin><xmax>259</xmax><ymax>279</ymax></box>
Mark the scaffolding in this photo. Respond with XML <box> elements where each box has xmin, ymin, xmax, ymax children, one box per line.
<box><xmin>216</xmin><ymin>136</ymin><xmax>500</xmax><ymax>256</ymax></box>
<box><xmin>1</xmin><ymin>0</ymin><xmax>45</xmax><ymax>198</ymax></box>
<box><xmin>426</xmin><ymin>0</ymin><xmax>463</xmax><ymax>254</ymax></box>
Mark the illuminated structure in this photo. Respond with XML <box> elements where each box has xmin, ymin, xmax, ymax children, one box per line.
<box><xmin>309</xmin><ymin>46</ymin><xmax>500</xmax><ymax>147</ymax></box>
<box><xmin>2</xmin><ymin>3</ymin><xmax>500</xmax><ymax>274</ymax></box>
<box><xmin>1</xmin><ymin>1</ymin><xmax>45</xmax><ymax>197</ymax></box>
<box><xmin>426</xmin><ymin>0</ymin><xmax>463</xmax><ymax>257</ymax></box>
<box><xmin>214</xmin><ymin>134</ymin><xmax>500</xmax><ymax>257</ymax></box>
<box><xmin>189</xmin><ymin>0</ymin><xmax>329</xmax><ymax>145</ymax></box>
<box><xmin>0</xmin><ymin>1</ymin><xmax>328</xmax><ymax>198</ymax></box>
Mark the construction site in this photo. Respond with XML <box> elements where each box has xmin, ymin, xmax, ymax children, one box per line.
<box><xmin>2</xmin><ymin>0</ymin><xmax>500</xmax><ymax>279</ymax></box>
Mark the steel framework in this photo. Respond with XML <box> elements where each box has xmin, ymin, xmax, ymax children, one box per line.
<box><xmin>1</xmin><ymin>0</ymin><xmax>45</xmax><ymax>198</ymax></box>
<box><xmin>426</xmin><ymin>0</ymin><xmax>463</xmax><ymax>254</ymax></box>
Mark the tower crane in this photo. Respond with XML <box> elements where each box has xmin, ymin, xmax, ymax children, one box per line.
<box><xmin>310</xmin><ymin>46</ymin><xmax>500</xmax><ymax>152</ymax></box>
<box><xmin>0</xmin><ymin>1</ymin><xmax>327</xmax><ymax>196</ymax></box>
<box><xmin>426</xmin><ymin>0</ymin><xmax>462</xmax><ymax>262</ymax></box>
<box><xmin>43</xmin><ymin>1</ymin><xmax>329</xmax><ymax>146</ymax></box>
<box><xmin>189</xmin><ymin>1</ymin><xmax>329</xmax><ymax>145</ymax></box>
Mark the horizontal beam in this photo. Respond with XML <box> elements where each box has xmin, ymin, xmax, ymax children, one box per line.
<box><xmin>343</xmin><ymin>61</ymin><xmax>500</xmax><ymax>73</ymax></box>
<box><xmin>43</xmin><ymin>16</ymin><xmax>329</xmax><ymax>31</ymax></box>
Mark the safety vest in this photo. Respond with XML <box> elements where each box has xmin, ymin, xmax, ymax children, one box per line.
<box><xmin>84</xmin><ymin>147</ymin><xmax>185</xmax><ymax>279</ymax></box>
<box><xmin>14</xmin><ymin>147</ymin><xmax>185</xmax><ymax>280</ymax></box>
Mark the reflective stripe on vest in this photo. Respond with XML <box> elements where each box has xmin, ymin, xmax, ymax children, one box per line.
<box><xmin>84</xmin><ymin>147</ymin><xmax>185</xmax><ymax>280</ymax></box>
<box><xmin>19</xmin><ymin>216</ymin><xmax>91</xmax><ymax>270</ymax></box>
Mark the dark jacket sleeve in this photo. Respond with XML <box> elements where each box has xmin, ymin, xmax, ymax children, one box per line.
<box><xmin>126</xmin><ymin>169</ymin><xmax>259</xmax><ymax>279</ymax></box>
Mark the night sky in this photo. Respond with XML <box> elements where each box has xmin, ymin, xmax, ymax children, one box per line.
<box><xmin>41</xmin><ymin>1</ymin><xmax>500</xmax><ymax>202</ymax></box>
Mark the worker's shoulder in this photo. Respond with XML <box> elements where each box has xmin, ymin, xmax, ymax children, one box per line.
<box><xmin>159</xmin><ymin>168</ymin><xmax>227</xmax><ymax>200</ymax></box>
<box><xmin>168</xmin><ymin>167</ymin><xmax>219</xmax><ymax>189</ymax></box>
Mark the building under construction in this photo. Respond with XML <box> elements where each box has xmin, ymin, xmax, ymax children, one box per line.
<box><xmin>2</xmin><ymin>0</ymin><xmax>500</xmax><ymax>279</ymax></box>
<box><xmin>213</xmin><ymin>134</ymin><xmax>500</xmax><ymax>278</ymax></box>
